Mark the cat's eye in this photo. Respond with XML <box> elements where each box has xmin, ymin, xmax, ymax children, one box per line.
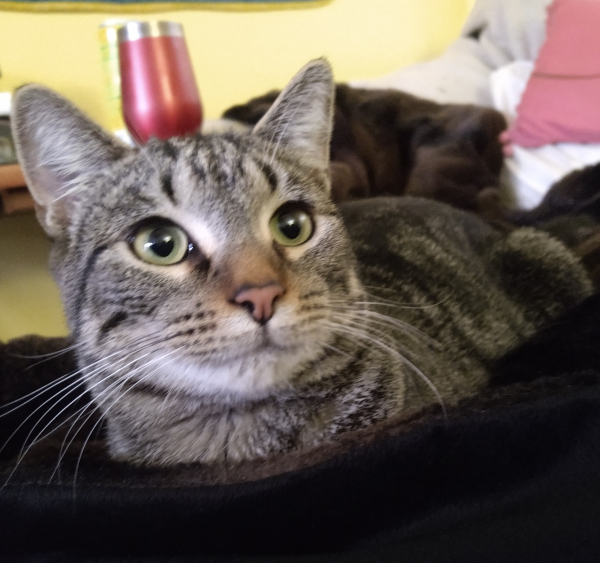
<box><xmin>132</xmin><ymin>223</ymin><xmax>191</xmax><ymax>266</ymax></box>
<box><xmin>269</xmin><ymin>204</ymin><xmax>314</xmax><ymax>247</ymax></box>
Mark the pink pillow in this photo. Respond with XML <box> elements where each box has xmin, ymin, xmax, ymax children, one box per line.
<box><xmin>509</xmin><ymin>0</ymin><xmax>600</xmax><ymax>148</ymax></box>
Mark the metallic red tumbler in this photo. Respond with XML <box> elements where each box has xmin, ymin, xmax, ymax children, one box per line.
<box><xmin>118</xmin><ymin>21</ymin><xmax>203</xmax><ymax>144</ymax></box>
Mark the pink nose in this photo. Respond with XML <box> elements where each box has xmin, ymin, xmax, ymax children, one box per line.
<box><xmin>233</xmin><ymin>283</ymin><xmax>284</xmax><ymax>325</ymax></box>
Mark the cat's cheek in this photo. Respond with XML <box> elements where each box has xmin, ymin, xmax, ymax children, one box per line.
<box><xmin>346</xmin><ymin>271</ymin><xmax>364</xmax><ymax>300</ymax></box>
<box><xmin>267</xmin><ymin>304</ymin><xmax>329</xmax><ymax>350</ymax></box>
<box><xmin>266</xmin><ymin>302</ymin><xmax>301</xmax><ymax>342</ymax></box>
<box><xmin>104</xmin><ymin>422</ymin><xmax>135</xmax><ymax>462</ymax></box>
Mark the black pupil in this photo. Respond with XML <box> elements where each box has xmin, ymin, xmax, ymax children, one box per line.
<box><xmin>148</xmin><ymin>227</ymin><xmax>176</xmax><ymax>257</ymax></box>
<box><xmin>278</xmin><ymin>212</ymin><xmax>302</xmax><ymax>240</ymax></box>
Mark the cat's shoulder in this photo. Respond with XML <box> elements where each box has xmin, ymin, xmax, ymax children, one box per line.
<box><xmin>339</xmin><ymin>196</ymin><xmax>497</xmax><ymax>252</ymax></box>
<box><xmin>339</xmin><ymin>196</ymin><xmax>490</xmax><ymax>229</ymax></box>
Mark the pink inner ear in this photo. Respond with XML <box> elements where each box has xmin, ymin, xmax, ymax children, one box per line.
<box><xmin>34</xmin><ymin>166</ymin><xmax>66</xmax><ymax>204</ymax></box>
<box><xmin>30</xmin><ymin>165</ymin><xmax>78</xmax><ymax>233</ymax></box>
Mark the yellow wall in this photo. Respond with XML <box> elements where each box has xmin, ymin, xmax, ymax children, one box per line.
<box><xmin>0</xmin><ymin>0</ymin><xmax>473</xmax><ymax>341</ymax></box>
<box><xmin>0</xmin><ymin>212</ymin><xmax>67</xmax><ymax>339</ymax></box>
<box><xmin>0</xmin><ymin>0</ymin><xmax>473</xmax><ymax>124</ymax></box>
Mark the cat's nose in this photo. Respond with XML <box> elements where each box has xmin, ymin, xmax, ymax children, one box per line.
<box><xmin>233</xmin><ymin>283</ymin><xmax>285</xmax><ymax>325</ymax></box>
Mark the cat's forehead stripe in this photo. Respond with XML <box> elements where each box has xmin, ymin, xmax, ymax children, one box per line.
<box><xmin>141</xmin><ymin>135</ymin><xmax>323</xmax><ymax>221</ymax></box>
<box><xmin>202</xmin><ymin>137</ymin><xmax>245</xmax><ymax>193</ymax></box>
<box><xmin>256</xmin><ymin>160</ymin><xmax>279</xmax><ymax>192</ymax></box>
<box><xmin>162</xmin><ymin>139</ymin><xmax>179</xmax><ymax>160</ymax></box>
<box><xmin>160</xmin><ymin>173</ymin><xmax>176</xmax><ymax>204</ymax></box>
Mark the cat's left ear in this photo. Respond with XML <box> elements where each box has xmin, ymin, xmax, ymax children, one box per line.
<box><xmin>11</xmin><ymin>85</ymin><xmax>131</xmax><ymax>238</ymax></box>
<box><xmin>252</xmin><ymin>59</ymin><xmax>335</xmax><ymax>171</ymax></box>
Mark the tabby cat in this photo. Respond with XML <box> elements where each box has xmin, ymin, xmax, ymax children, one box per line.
<box><xmin>12</xmin><ymin>60</ymin><xmax>591</xmax><ymax>466</ymax></box>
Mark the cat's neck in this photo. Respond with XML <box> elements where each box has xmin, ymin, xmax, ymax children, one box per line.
<box><xmin>99</xmin><ymin>342</ymin><xmax>402</xmax><ymax>465</ymax></box>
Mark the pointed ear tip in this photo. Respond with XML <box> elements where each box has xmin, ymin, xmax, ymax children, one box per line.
<box><xmin>309</xmin><ymin>57</ymin><xmax>331</xmax><ymax>67</ymax></box>
<box><xmin>14</xmin><ymin>83</ymin><xmax>50</xmax><ymax>99</ymax></box>
<box><xmin>13</xmin><ymin>84</ymin><xmax>58</xmax><ymax>115</ymax></box>
<box><xmin>306</xmin><ymin>58</ymin><xmax>334</xmax><ymax>78</ymax></box>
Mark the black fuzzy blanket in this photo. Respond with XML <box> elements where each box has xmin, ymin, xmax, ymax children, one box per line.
<box><xmin>2</xmin><ymin>292</ymin><xmax>600</xmax><ymax>562</ymax></box>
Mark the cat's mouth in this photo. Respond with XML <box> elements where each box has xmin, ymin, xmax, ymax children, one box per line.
<box><xmin>105</xmin><ymin>313</ymin><xmax>335</xmax><ymax>402</ymax></box>
<box><xmin>256</xmin><ymin>330</ymin><xmax>275</xmax><ymax>351</ymax></box>
<box><xmin>252</xmin><ymin>317</ymin><xmax>329</xmax><ymax>355</ymax></box>
<box><xmin>240</xmin><ymin>325</ymin><xmax>300</xmax><ymax>357</ymax></box>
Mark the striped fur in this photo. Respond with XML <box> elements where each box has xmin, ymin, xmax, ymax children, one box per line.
<box><xmin>12</xmin><ymin>60</ymin><xmax>592</xmax><ymax>465</ymax></box>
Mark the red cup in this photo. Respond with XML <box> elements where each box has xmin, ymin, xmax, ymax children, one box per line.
<box><xmin>118</xmin><ymin>21</ymin><xmax>203</xmax><ymax>144</ymax></box>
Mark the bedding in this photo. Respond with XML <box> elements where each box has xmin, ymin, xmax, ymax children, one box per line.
<box><xmin>223</xmin><ymin>84</ymin><xmax>507</xmax><ymax>216</ymax></box>
<box><xmin>352</xmin><ymin>0</ymin><xmax>600</xmax><ymax>211</ymax></box>
<box><xmin>349</xmin><ymin>0</ymin><xmax>553</xmax><ymax>105</ymax></box>
<box><xmin>491</xmin><ymin>62</ymin><xmax>600</xmax><ymax>209</ymax></box>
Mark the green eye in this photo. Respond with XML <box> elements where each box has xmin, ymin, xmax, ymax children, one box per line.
<box><xmin>269</xmin><ymin>204</ymin><xmax>314</xmax><ymax>247</ymax></box>
<box><xmin>132</xmin><ymin>223</ymin><xmax>190</xmax><ymax>265</ymax></box>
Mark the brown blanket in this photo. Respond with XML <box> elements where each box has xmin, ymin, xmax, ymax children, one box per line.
<box><xmin>224</xmin><ymin>84</ymin><xmax>507</xmax><ymax>218</ymax></box>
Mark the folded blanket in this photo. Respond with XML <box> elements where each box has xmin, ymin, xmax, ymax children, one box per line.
<box><xmin>349</xmin><ymin>0</ymin><xmax>553</xmax><ymax>106</ymax></box>
<box><xmin>2</xmin><ymin>294</ymin><xmax>600</xmax><ymax>560</ymax></box>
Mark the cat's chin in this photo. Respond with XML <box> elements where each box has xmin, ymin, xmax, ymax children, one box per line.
<box><xmin>144</xmin><ymin>338</ymin><xmax>325</xmax><ymax>402</ymax></box>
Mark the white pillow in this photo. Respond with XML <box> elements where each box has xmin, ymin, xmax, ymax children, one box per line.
<box><xmin>461</xmin><ymin>0</ymin><xmax>553</xmax><ymax>66</ymax></box>
<box><xmin>350</xmin><ymin>38</ymin><xmax>493</xmax><ymax>106</ymax></box>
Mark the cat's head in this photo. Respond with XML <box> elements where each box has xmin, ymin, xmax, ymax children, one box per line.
<box><xmin>12</xmin><ymin>60</ymin><xmax>363</xmax><ymax>401</ymax></box>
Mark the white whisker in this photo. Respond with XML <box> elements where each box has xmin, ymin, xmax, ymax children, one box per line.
<box><xmin>330</xmin><ymin>312</ymin><xmax>420</xmax><ymax>361</ymax></box>
<box><xmin>322</xmin><ymin>342</ymin><xmax>353</xmax><ymax>359</ymax></box>
<box><xmin>12</xmin><ymin>349</ymin><xmax>157</xmax><ymax>463</ymax></box>
<box><xmin>0</xmin><ymin>353</ymin><xmax>145</xmax><ymax>489</ymax></box>
<box><xmin>333</xmin><ymin>307</ymin><xmax>440</xmax><ymax>350</ymax></box>
<box><xmin>0</xmin><ymin>334</ymin><xmax>163</xmax><ymax>417</ymax></box>
<box><xmin>324</xmin><ymin>321</ymin><xmax>447</xmax><ymax>420</ymax></box>
<box><xmin>55</xmin><ymin>345</ymin><xmax>182</xmax><ymax>471</ymax></box>
<box><xmin>1</xmin><ymin>333</ymin><xmax>172</xmax><ymax>487</ymax></box>
<box><xmin>362</xmin><ymin>288</ymin><xmax>456</xmax><ymax>310</ymax></box>
<box><xmin>8</xmin><ymin>341</ymin><xmax>79</xmax><ymax>362</ymax></box>
<box><xmin>70</xmin><ymin>347</ymin><xmax>184</xmax><ymax>495</ymax></box>
<box><xmin>0</xmin><ymin>371</ymin><xmax>81</xmax><ymax>416</ymax></box>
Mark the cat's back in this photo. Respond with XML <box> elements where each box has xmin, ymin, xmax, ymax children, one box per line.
<box><xmin>339</xmin><ymin>196</ymin><xmax>589</xmax><ymax>314</ymax></box>
<box><xmin>339</xmin><ymin>196</ymin><xmax>503</xmax><ymax>308</ymax></box>
<box><xmin>338</xmin><ymin>196</ymin><xmax>592</xmax><ymax>405</ymax></box>
<box><xmin>340</xmin><ymin>196</ymin><xmax>499</xmax><ymax>265</ymax></box>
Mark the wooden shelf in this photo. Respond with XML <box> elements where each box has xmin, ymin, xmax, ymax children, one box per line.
<box><xmin>0</xmin><ymin>163</ymin><xmax>33</xmax><ymax>215</ymax></box>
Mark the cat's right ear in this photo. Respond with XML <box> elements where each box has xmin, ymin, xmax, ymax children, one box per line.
<box><xmin>11</xmin><ymin>85</ymin><xmax>131</xmax><ymax>238</ymax></box>
<box><xmin>252</xmin><ymin>59</ymin><xmax>335</xmax><ymax>171</ymax></box>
